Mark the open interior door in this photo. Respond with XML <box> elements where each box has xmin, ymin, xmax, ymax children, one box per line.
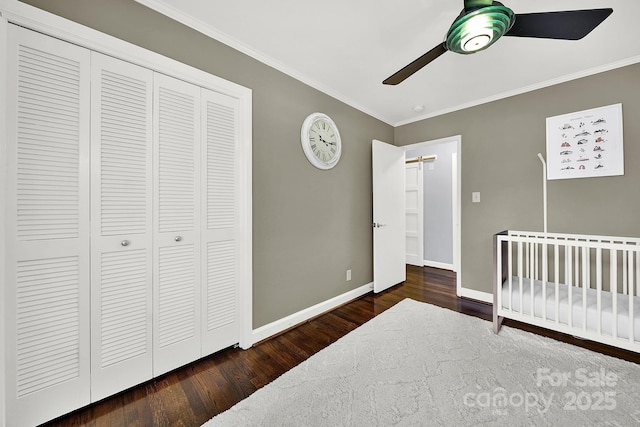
<box><xmin>372</xmin><ymin>140</ymin><xmax>406</xmax><ymax>293</ymax></box>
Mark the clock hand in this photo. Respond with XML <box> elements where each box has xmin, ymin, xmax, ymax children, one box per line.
<box><xmin>318</xmin><ymin>135</ymin><xmax>336</xmax><ymax>146</ymax></box>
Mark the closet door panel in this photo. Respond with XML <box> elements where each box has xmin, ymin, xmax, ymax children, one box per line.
<box><xmin>4</xmin><ymin>25</ymin><xmax>91</xmax><ymax>427</ymax></box>
<box><xmin>201</xmin><ymin>90</ymin><xmax>239</xmax><ymax>354</ymax></box>
<box><xmin>153</xmin><ymin>73</ymin><xmax>201</xmax><ymax>376</ymax></box>
<box><xmin>90</xmin><ymin>52</ymin><xmax>153</xmax><ymax>402</ymax></box>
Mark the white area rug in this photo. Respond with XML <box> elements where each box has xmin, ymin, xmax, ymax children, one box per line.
<box><xmin>204</xmin><ymin>298</ymin><xmax>640</xmax><ymax>426</ymax></box>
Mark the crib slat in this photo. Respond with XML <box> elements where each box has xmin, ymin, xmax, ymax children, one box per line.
<box><xmin>542</xmin><ymin>243</ymin><xmax>547</xmax><ymax>321</ymax></box>
<box><xmin>629</xmin><ymin>250</ymin><xmax>635</xmax><ymax>343</ymax></box>
<box><xmin>533</xmin><ymin>242</ymin><xmax>539</xmax><ymax>280</ymax></box>
<box><xmin>567</xmin><ymin>244</ymin><xmax>573</xmax><ymax>328</ymax></box>
<box><xmin>508</xmin><ymin>240</ymin><xmax>513</xmax><ymax>311</ymax></box>
<box><xmin>496</xmin><ymin>236</ymin><xmax>503</xmax><ymax>318</ymax></box>
<box><xmin>553</xmin><ymin>242</ymin><xmax>560</xmax><ymax>324</ymax></box>
<box><xmin>637</xmin><ymin>250</ymin><xmax>640</xmax><ymax>298</ymax></box>
<box><xmin>524</xmin><ymin>241</ymin><xmax>529</xmax><ymax>282</ymax></box>
<box><xmin>518</xmin><ymin>240</ymin><xmax>523</xmax><ymax>315</ymax></box>
<box><xmin>623</xmin><ymin>251</ymin><xmax>628</xmax><ymax>295</ymax></box>
<box><xmin>582</xmin><ymin>246</ymin><xmax>587</xmax><ymax>332</ymax></box>
<box><xmin>526</xmin><ymin>240</ymin><xmax>529</xmax><ymax>279</ymax></box>
<box><xmin>596</xmin><ymin>248</ymin><xmax>602</xmax><ymax>335</ymax></box>
<box><xmin>575</xmin><ymin>245</ymin><xmax>580</xmax><ymax>293</ymax></box>
<box><xmin>611</xmin><ymin>249</ymin><xmax>618</xmax><ymax>339</ymax></box>
<box><xmin>530</xmin><ymin>242</ymin><xmax>535</xmax><ymax>319</ymax></box>
<box><xmin>526</xmin><ymin>241</ymin><xmax>531</xmax><ymax>281</ymax></box>
<box><xmin>586</xmin><ymin>244</ymin><xmax>591</xmax><ymax>290</ymax></box>
<box><xmin>588</xmin><ymin>247</ymin><xmax>592</xmax><ymax>301</ymax></box>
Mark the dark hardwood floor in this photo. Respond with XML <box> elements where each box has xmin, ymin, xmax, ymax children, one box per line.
<box><xmin>43</xmin><ymin>265</ymin><xmax>639</xmax><ymax>427</ymax></box>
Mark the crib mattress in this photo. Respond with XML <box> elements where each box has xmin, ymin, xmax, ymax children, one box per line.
<box><xmin>501</xmin><ymin>277</ymin><xmax>640</xmax><ymax>342</ymax></box>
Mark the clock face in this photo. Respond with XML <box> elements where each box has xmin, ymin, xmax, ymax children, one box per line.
<box><xmin>301</xmin><ymin>113</ymin><xmax>342</xmax><ymax>169</ymax></box>
<box><xmin>309</xmin><ymin>118</ymin><xmax>338</xmax><ymax>163</ymax></box>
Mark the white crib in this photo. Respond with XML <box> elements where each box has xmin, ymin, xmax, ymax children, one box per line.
<box><xmin>493</xmin><ymin>230</ymin><xmax>640</xmax><ymax>353</ymax></box>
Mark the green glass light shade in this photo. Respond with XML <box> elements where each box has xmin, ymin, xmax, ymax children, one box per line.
<box><xmin>446</xmin><ymin>4</ymin><xmax>515</xmax><ymax>54</ymax></box>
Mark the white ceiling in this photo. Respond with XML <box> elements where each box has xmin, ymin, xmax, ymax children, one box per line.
<box><xmin>136</xmin><ymin>0</ymin><xmax>640</xmax><ymax>126</ymax></box>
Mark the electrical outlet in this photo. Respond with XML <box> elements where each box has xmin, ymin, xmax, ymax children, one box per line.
<box><xmin>346</xmin><ymin>269</ymin><xmax>352</xmax><ymax>281</ymax></box>
<box><xmin>472</xmin><ymin>192</ymin><xmax>481</xmax><ymax>203</ymax></box>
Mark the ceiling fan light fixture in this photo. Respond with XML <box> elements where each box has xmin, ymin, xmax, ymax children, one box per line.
<box><xmin>384</xmin><ymin>3</ymin><xmax>612</xmax><ymax>86</ymax></box>
<box><xmin>446</xmin><ymin>4</ymin><xmax>515</xmax><ymax>54</ymax></box>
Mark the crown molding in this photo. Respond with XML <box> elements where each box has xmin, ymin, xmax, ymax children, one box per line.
<box><xmin>134</xmin><ymin>0</ymin><xmax>394</xmax><ymax>126</ymax></box>
<box><xmin>395</xmin><ymin>54</ymin><xmax>640</xmax><ymax>127</ymax></box>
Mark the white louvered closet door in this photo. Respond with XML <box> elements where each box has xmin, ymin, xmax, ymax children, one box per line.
<box><xmin>152</xmin><ymin>74</ymin><xmax>201</xmax><ymax>376</ymax></box>
<box><xmin>201</xmin><ymin>89</ymin><xmax>240</xmax><ymax>355</ymax></box>
<box><xmin>90</xmin><ymin>52</ymin><xmax>154</xmax><ymax>402</ymax></box>
<box><xmin>4</xmin><ymin>25</ymin><xmax>91</xmax><ymax>427</ymax></box>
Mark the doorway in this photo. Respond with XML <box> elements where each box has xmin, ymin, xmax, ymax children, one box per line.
<box><xmin>402</xmin><ymin>136</ymin><xmax>461</xmax><ymax>294</ymax></box>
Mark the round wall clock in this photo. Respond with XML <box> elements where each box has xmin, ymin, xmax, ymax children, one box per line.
<box><xmin>300</xmin><ymin>112</ymin><xmax>342</xmax><ymax>170</ymax></box>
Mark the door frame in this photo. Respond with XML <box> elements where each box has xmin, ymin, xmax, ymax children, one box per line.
<box><xmin>400</xmin><ymin>135</ymin><xmax>462</xmax><ymax>297</ymax></box>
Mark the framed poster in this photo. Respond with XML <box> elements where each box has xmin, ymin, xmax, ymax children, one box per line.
<box><xmin>546</xmin><ymin>103</ymin><xmax>623</xmax><ymax>180</ymax></box>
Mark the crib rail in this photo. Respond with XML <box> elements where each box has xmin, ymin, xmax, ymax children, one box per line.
<box><xmin>494</xmin><ymin>230</ymin><xmax>640</xmax><ymax>353</ymax></box>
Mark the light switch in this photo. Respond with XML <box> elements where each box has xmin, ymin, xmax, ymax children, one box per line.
<box><xmin>472</xmin><ymin>192</ymin><xmax>481</xmax><ymax>203</ymax></box>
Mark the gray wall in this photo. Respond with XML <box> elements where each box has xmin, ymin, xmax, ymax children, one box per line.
<box><xmin>405</xmin><ymin>141</ymin><xmax>456</xmax><ymax>265</ymax></box>
<box><xmin>396</xmin><ymin>63</ymin><xmax>640</xmax><ymax>294</ymax></box>
<box><xmin>21</xmin><ymin>0</ymin><xmax>394</xmax><ymax>327</ymax></box>
<box><xmin>17</xmin><ymin>0</ymin><xmax>640</xmax><ymax>307</ymax></box>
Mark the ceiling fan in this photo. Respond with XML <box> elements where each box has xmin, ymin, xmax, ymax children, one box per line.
<box><xmin>383</xmin><ymin>0</ymin><xmax>613</xmax><ymax>85</ymax></box>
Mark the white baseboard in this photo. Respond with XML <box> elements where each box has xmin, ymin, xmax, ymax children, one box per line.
<box><xmin>250</xmin><ymin>282</ymin><xmax>374</xmax><ymax>346</ymax></box>
<box><xmin>423</xmin><ymin>260</ymin><xmax>455</xmax><ymax>271</ymax></box>
<box><xmin>458</xmin><ymin>286</ymin><xmax>492</xmax><ymax>304</ymax></box>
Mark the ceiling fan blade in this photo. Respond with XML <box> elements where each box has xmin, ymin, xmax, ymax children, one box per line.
<box><xmin>383</xmin><ymin>42</ymin><xmax>448</xmax><ymax>85</ymax></box>
<box><xmin>505</xmin><ymin>9</ymin><xmax>613</xmax><ymax>40</ymax></box>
